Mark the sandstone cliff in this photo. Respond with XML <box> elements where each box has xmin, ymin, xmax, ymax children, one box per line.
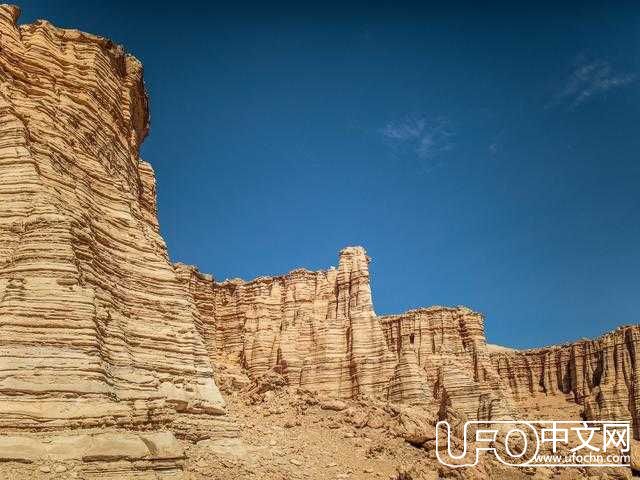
<box><xmin>176</xmin><ymin>244</ymin><xmax>640</xmax><ymax>461</ymax></box>
<box><xmin>0</xmin><ymin>4</ymin><xmax>638</xmax><ymax>479</ymax></box>
<box><xmin>380</xmin><ymin>307</ymin><xmax>516</xmax><ymax>420</ymax></box>
<box><xmin>491</xmin><ymin>325</ymin><xmax>640</xmax><ymax>437</ymax></box>
<box><xmin>176</xmin><ymin>243</ymin><xmax>640</xmax><ymax>440</ymax></box>
<box><xmin>177</xmin><ymin>249</ymin><xmax>518</xmax><ymax>425</ymax></box>
<box><xmin>0</xmin><ymin>4</ymin><xmax>234</xmax><ymax>475</ymax></box>
<box><xmin>175</xmin><ymin>247</ymin><xmax>399</xmax><ymax>400</ymax></box>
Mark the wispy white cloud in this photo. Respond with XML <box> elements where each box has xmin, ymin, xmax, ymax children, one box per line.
<box><xmin>550</xmin><ymin>56</ymin><xmax>636</xmax><ymax>108</ymax></box>
<box><xmin>381</xmin><ymin>115</ymin><xmax>454</xmax><ymax>162</ymax></box>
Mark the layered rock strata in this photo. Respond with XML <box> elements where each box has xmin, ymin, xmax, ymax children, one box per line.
<box><xmin>380</xmin><ymin>307</ymin><xmax>516</xmax><ymax>420</ymax></box>
<box><xmin>0</xmin><ymin>431</ymin><xmax>185</xmax><ymax>479</ymax></box>
<box><xmin>491</xmin><ymin>325</ymin><xmax>640</xmax><ymax>437</ymax></box>
<box><xmin>175</xmin><ymin>247</ymin><xmax>399</xmax><ymax>400</ymax></box>
<box><xmin>1</xmin><ymin>5</ymin><xmax>640</xmax><ymax>479</ymax></box>
<box><xmin>180</xmin><ymin>248</ymin><xmax>640</xmax><ymax>437</ymax></box>
<box><xmin>177</xmin><ymin>250</ymin><xmax>518</xmax><ymax>423</ymax></box>
<box><xmin>0</xmin><ymin>0</ymin><xmax>232</xmax><ymax>453</ymax></box>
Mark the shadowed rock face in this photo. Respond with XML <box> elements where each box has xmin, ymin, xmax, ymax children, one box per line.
<box><xmin>1</xmin><ymin>4</ymin><xmax>639</xmax><ymax>478</ymax></box>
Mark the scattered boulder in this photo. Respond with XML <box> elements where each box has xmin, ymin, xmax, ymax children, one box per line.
<box><xmin>321</xmin><ymin>399</ymin><xmax>348</xmax><ymax>412</ymax></box>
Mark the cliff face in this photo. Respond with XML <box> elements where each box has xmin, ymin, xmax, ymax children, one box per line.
<box><xmin>0</xmin><ymin>3</ymin><xmax>231</xmax><ymax>440</ymax></box>
<box><xmin>380</xmin><ymin>308</ymin><xmax>517</xmax><ymax>420</ymax></box>
<box><xmin>176</xmin><ymin>249</ymin><xmax>519</xmax><ymax>424</ymax></box>
<box><xmin>491</xmin><ymin>325</ymin><xmax>640</xmax><ymax>437</ymax></box>
<box><xmin>176</xmin><ymin>245</ymin><xmax>640</xmax><ymax>437</ymax></box>
<box><xmin>175</xmin><ymin>247</ymin><xmax>399</xmax><ymax>400</ymax></box>
<box><xmin>1</xmin><ymin>4</ymin><xmax>639</xmax><ymax>478</ymax></box>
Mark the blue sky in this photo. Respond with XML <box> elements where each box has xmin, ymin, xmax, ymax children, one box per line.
<box><xmin>19</xmin><ymin>1</ymin><xmax>639</xmax><ymax>348</ymax></box>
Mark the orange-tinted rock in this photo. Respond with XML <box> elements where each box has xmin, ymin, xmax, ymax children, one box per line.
<box><xmin>178</xmin><ymin>253</ymin><xmax>518</xmax><ymax>422</ymax></box>
<box><xmin>380</xmin><ymin>307</ymin><xmax>517</xmax><ymax>420</ymax></box>
<box><xmin>180</xmin><ymin>245</ymin><xmax>640</xmax><ymax>440</ymax></box>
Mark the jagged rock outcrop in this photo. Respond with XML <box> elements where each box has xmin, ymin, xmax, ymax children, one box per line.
<box><xmin>178</xmin><ymin>246</ymin><xmax>546</xmax><ymax>471</ymax></box>
<box><xmin>176</xmin><ymin>247</ymin><xmax>399</xmax><ymax>399</ymax></box>
<box><xmin>180</xmin><ymin>245</ymin><xmax>640</xmax><ymax>439</ymax></box>
<box><xmin>380</xmin><ymin>307</ymin><xmax>516</xmax><ymax>421</ymax></box>
<box><xmin>0</xmin><ymin>4</ymin><xmax>234</xmax><ymax>476</ymax></box>
<box><xmin>177</xmin><ymin>249</ymin><xmax>519</xmax><ymax>424</ymax></box>
<box><xmin>491</xmin><ymin>325</ymin><xmax>640</xmax><ymax>437</ymax></box>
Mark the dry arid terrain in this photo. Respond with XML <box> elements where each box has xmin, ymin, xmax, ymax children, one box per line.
<box><xmin>0</xmin><ymin>4</ymin><xmax>638</xmax><ymax>479</ymax></box>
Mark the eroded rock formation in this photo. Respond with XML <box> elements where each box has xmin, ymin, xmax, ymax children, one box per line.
<box><xmin>491</xmin><ymin>325</ymin><xmax>640</xmax><ymax>437</ymax></box>
<box><xmin>178</xmin><ymin>246</ymin><xmax>640</xmax><ymax>440</ymax></box>
<box><xmin>0</xmin><ymin>4</ymin><xmax>638</xmax><ymax>478</ymax></box>
<box><xmin>380</xmin><ymin>308</ymin><xmax>516</xmax><ymax>420</ymax></box>
<box><xmin>178</xmin><ymin>250</ymin><xmax>521</xmax><ymax>422</ymax></box>
<box><xmin>175</xmin><ymin>247</ymin><xmax>398</xmax><ymax>400</ymax></box>
<box><xmin>0</xmin><ymin>3</ymin><xmax>234</xmax><ymax>475</ymax></box>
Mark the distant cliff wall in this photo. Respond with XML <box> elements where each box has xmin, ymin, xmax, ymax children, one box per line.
<box><xmin>491</xmin><ymin>326</ymin><xmax>640</xmax><ymax>437</ymax></box>
<box><xmin>178</xmin><ymin>247</ymin><xmax>640</xmax><ymax>438</ymax></box>
<box><xmin>176</xmin><ymin>247</ymin><xmax>399</xmax><ymax>399</ymax></box>
<box><xmin>380</xmin><ymin>308</ymin><xmax>517</xmax><ymax>420</ymax></box>
<box><xmin>176</xmin><ymin>248</ymin><xmax>519</xmax><ymax>423</ymax></box>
